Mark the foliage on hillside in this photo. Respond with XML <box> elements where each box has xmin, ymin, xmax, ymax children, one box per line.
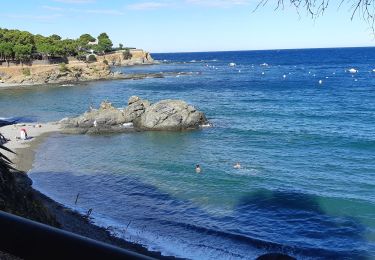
<box><xmin>0</xmin><ymin>28</ymin><xmax>119</xmax><ymax>64</ymax></box>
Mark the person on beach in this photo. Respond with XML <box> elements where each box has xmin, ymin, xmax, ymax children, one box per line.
<box><xmin>195</xmin><ymin>164</ymin><xmax>201</xmax><ymax>173</ymax></box>
<box><xmin>234</xmin><ymin>162</ymin><xmax>241</xmax><ymax>169</ymax></box>
<box><xmin>20</xmin><ymin>128</ymin><xmax>28</xmax><ymax>140</ymax></box>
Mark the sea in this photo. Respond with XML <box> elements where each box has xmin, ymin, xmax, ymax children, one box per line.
<box><xmin>1</xmin><ymin>48</ymin><xmax>374</xmax><ymax>259</ymax></box>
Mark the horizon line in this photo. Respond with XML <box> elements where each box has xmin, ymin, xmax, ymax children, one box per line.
<box><xmin>151</xmin><ymin>45</ymin><xmax>375</xmax><ymax>54</ymax></box>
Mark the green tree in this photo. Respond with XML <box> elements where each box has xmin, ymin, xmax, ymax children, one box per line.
<box><xmin>119</xmin><ymin>43</ymin><xmax>123</xmax><ymax>50</ymax></box>
<box><xmin>13</xmin><ymin>44</ymin><xmax>33</xmax><ymax>65</ymax></box>
<box><xmin>0</xmin><ymin>42</ymin><xmax>14</xmax><ymax>66</ymax></box>
<box><xmin>97</xmin><ymin>33</ymin><xmax>113</xmax><ymax>54</ymax></box>
<box><xmin>78</xmin><ymin>33</ymin><xmax>95</xmax><ymax>48</ymax></box>
<box><xmin>49</xmin><ymin>34</ymin><xmax>62</xmax><ymax>41</ymax></box>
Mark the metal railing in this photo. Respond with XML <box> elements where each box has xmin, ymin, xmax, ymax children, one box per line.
<box><xmin>0</xmin><ymin>210</ymin><xmax>155</xmax><ymax>260</ymax></box>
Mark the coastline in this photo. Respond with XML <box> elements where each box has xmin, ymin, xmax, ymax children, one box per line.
<box><xmin>0</xmin><ymin>123</ymin><xmax>178</xmax><ymax>259</ymax></box>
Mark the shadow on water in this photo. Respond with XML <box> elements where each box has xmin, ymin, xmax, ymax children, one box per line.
<box><xmin>30</xmin><ymin>170</ymin><xmax>372</xmax><ymax>259</ymax></box>
<box><xmin>234</xmin><ymin>189</ymin><xmax>371</xmax><ymax>259</ymax></box>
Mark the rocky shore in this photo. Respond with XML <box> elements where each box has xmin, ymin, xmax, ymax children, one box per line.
<box><xmin>0</xmin><ymin>50</ymin><xmax>157</xmax><ymax>86</ymax></box>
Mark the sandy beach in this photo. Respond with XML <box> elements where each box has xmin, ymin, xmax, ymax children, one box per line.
<box><xmin>1</xmin><ymin>122</ymin><xmax>61</xmax><ymax>172</ymax></box>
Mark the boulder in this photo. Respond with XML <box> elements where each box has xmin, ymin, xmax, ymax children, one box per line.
<box><xmin>123</xmin><ymin>96</ymin><xmax>150</xmax><ymax>123</ymax></box>
<box><xmin>61</xmin><ymin>101</ymin><xmax>128</xmax><ymax>134</ymax></box>
<box><xmin>61</xmin><ymin>97</ymin><xmax>208</xmax><ymax>134</ymax></box>
<box><xmin>134</xmin><ymin>99</ymin><xmax>207</xmax><ymax>130</ymax></box>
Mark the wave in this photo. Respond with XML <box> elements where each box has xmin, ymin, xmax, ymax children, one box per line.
<box><xmin>89</xmin><ymin>212</ymin><xmax>356</xmax><ymax>259</ymax></box>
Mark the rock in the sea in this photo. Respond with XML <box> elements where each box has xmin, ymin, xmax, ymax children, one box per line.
<box><xmin>61</xmin><ymin>97</ymin><xmax>208</xmax><ymax>134</ymax></box>
<box><xmin>123</xmin><ymin>96</ymin><xmax>150</xmax><ymax>123</ymax></box>
<box><xmin>60</xmin><ymin>100</ymin><xmax>128</xmax><ymax>134</ymax></box>
<box><xmin>134</xmin><ymin>99</ymin><xmax>207</xmax><ymax>130</ymax></box>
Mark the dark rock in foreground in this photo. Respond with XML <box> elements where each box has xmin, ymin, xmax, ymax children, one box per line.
<box><xmin>61</xmin><ymin>96</ymin><xmax>209</xmax><ymax>134</ymax></box>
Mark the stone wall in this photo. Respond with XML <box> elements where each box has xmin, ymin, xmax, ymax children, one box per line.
<box><xmin>0</xmin><ymin>57</ymin><xmax>68</xmax><ymax>67</ymax></box>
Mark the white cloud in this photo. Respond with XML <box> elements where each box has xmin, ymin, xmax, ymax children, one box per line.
<box><xmin>42</xmin><ymin>5</ymin><xmax>64</xmax><ymax>11</ymax></box>
<box><xmin>3</xmin><ymin>14</ymin><xmax>63</xmax><ymax>20</ymax></box>
<box><xmin>127</xmin><ymin>2</ymin><xmax>171</xmax><ymax>10</ymax></box>
<box><xmin>41</xmin><ymin>5</ymin><xmax>124</xmax><ymax>15</ymax></box>
<box><xmin>85</xmin><ymin>9</ymin><xmax>124</xmax><ymax>15</ymax></box>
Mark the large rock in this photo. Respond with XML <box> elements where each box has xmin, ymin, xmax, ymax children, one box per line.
<box><xmin>122</xmin><ymin>96</ymin><xmax>150</xmax><ymax>123</ymax></box>
<box><xmin>134</xmin><ymin>99</ymin><xmax>207</xmax><ymax>130</ymax></box>
<box><xmin>61</xmin><ymin>97</ymin><xmax>208</xmax><ymax>134</ymax></box>
<box><xmin>60</xmin><ymin>101</ymin><xmax>128</xmax><ymax>134</ymax></box>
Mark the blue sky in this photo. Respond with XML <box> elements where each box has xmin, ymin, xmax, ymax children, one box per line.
<box><xmin>0</xmin><ymin>0</ymin><xmax>373</xmax><ymax>52</ymax></box>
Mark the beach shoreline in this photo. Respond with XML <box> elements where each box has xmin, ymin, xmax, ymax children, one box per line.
<box><xmin>0</xmin><ymin>122</ymin><xmax>178</xmax><ymax>259</ymax></box>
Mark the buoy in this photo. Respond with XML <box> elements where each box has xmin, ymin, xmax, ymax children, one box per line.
<box><xmin>319</xmin><ymin>80</ymin><xmax>323</xmax><ymax>85</ymax></box>
<box><xmin>229</xmin><ymin>62</ymin><xmax>236</xmax><ymax>67</ymax></box>
<box><xmin>348</xmin><ymin>68</ymin><xmax>358</xmax><ymax>74</ymax></box>
<box><xmin>283</xmin><ymin>75</ymin><xmax>286</xmax><ymax>79</ymax></box>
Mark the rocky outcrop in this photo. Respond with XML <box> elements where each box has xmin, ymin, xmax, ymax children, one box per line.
<box><xmin>61</xmin><ymin>96</ymin><xmax>208</xmax><ymax>134</ymax></box>
<box><xmin>60</xmin><ymin>101</ymin><xmax>130</xmax><ymax>134</ymax></box>
<box><xmin>95</xmin><ymin>49</ymin><xmax>155</xmax><ymax>66</ymax></box>
<box><xmin>134</xmin><ymin>100</ymin><xmax>207</xmax><ymax>130</ymax></box>
<box><xmin>0</xmin><ymin>62</ymin><xmax>123</xmax><ymax>85</ymax></box>
<box><xmin>123</xmin><ymin>96</ymin><xmax>151</xmax><ymax>123</ymax></box>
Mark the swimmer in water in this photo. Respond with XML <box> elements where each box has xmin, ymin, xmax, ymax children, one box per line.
<box><xmin>195</xmin><ymin>164</ymin><xmax>201</xmax><ymax>173</ymax></box>
<box><xmin>234</xmin><ymin>162</ymin><xmax>241</xmax><ymax>169</ymax></box>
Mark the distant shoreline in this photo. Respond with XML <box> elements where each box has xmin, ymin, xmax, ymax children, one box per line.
<box><xmin>0</xmin><ymin>50</ymin><xmax>157</xmax><ymax>88</ymax></box>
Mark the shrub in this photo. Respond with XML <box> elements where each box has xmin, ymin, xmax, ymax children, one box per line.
<box><xmin>22</xmin><ymin>68</ymin><xmax>31</xmax><ymax>76</ymax></box>
<box><xmin>87</xmin><ymin>54</ymin><xmax>97</xmax><ymax>63</ymax></box>
<box><xmin>103</xmin><ymin>59</ymin><xmax>109</xmax><ymax>65</ymax></box>
<box><xmin>122</xmin><ymin>49</ymin><xmax>132</xmax><ymax>60</ymax></box>
<box><xmin>59</xmin><ymin>63</ymin><xmax>70</xmax><ymax>73</ymax></box>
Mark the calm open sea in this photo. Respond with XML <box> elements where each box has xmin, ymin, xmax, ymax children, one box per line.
<box><xmin>1</xmin><ymin>48</ymin><xmax>374</xmax><ymax>259</ymax></box>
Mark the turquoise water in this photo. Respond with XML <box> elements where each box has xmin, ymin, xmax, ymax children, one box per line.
<box><xmin>1</xmin><ymin>48</ymin><xmax>375</xmax><ymax>259</ymax></box>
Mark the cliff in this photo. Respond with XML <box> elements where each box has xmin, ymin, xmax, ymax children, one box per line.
<box><xmin>0</xmin><ymin>61</ymin><xmax>119</xmax><ymax>85</ymax></box>
<box><xmin>95</xmin><ymin>49</ymin><xmax>154</xmax><ymax>66</ymax></box>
